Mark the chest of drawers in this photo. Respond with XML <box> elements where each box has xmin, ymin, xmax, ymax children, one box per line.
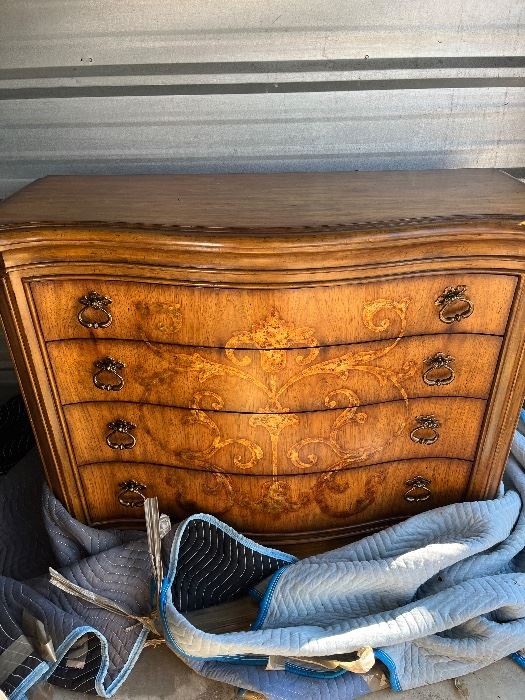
<box><xmin>0</xmin><ymin>170</ymin><xmax>524</xmax><ymax>552</ymax></box>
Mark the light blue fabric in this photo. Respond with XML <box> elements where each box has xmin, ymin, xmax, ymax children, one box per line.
<box><xmin>186</xmin><ymin>659</ymin><xmax>371</xmax><ymax>700</ymax></box>
<box><xmin>2</xmin><ymin>416</ymin><xmax>525</xmax><ymax>698</ymax></box>
<box><xmin>0</xmin><ymin>452</ymin><xmax>151</xmax><ymax>699</ymax></box>
<box><xmin>161</xmin><ymin>413</ymin><xmax>525</xmax><ymax>695</ymax></box>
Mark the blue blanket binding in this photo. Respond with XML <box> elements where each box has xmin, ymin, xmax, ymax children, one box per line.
<box><xmin>0</xmin><ymin>410</ymin><xmax>524</xmax><ymax>699</ymax></box>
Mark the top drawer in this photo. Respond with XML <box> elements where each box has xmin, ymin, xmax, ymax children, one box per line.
<box><xmin>29</xmin><ymin>273</ymin><xmax>516</xmax><ymax>347</ymax></box>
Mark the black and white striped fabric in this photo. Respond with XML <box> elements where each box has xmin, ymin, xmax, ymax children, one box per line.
<box><xmin>171</xmin><ymin>518</ymin><xmax>289</xmax><ymax>613</ymax></box>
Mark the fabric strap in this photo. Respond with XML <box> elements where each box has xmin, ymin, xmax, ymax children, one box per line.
<box><xmin>0</xmin><ymin>635</ymin><xmax>34</xmax><ymax>686</ymax></box>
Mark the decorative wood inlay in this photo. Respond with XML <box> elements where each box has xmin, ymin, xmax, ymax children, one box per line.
<box><xmin>48</xmin><ymin>334</ymin><xmax>503</xmax><ymax>411</ymax></box>
<box><xmin>78</xmin><ymin>458</ymin><xmax>473</xmax><ymax>534</ymax></box>
<box><xmin>129</xmin><ymin>299</ymin><xmax>414</xmax><ymax>486</ymax></box>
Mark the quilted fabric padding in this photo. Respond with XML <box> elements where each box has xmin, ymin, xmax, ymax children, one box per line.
<box><xmin>159</xmin><ymin>413</ymin><xmax>525</xmax><ymax>698</ymax></box>
<box><xmin>172</xmin><ymin>518</ymin><xmax>291</xmax><ymax>612</ymax></box>
<box><xmin>0</xmin><ymin>456</ymin><xmax>295</xmax><ymax>698</ymax></box>
<box><xmin>0</xmin><ymin>395</ymin><xmax>35</xmax><ymax>476</ymax></box>
<box><xmin>45</xmin><ymin>633</ymin><xmax>100</xmax><ymax>694</ymax></box>
<box><xmin>186</xmin><ymin>658</ymin><xmax>372</xmax><ymax>700</ymax></box>
<box><xmin>0</xmin><ymin>452</ymin><xmax>151</xmax><ymax>699</ymax></box>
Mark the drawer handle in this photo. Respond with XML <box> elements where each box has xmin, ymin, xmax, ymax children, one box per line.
<box><xmin>78</xmin><ymin>291</ymin><xmax>113</xmax><ymax>329</ymax></box>
<box><xmin>410</xmin><ymin>415</ymin><xmax>441</xmax><ymax>445</ymax></box>
<box><xmin>118</xmin><ymin>479</ymin><xmax>147</xmax><ymax>507</ymax></box>
<box><xmin>423</xmin><ymin>353</ymin><xmax>455</xmax><ymax>386</ymax></box>
<box><xmin>106</xmin><ymin>419</ymin><xmax>136</xmax><ymax>450</ymax></box>
<box><xmin>435</xmin><ymin>285</ymin><xmax>473</xmax><ymax>324</ymax></box>
<box><xmin>404</xmin><ymin>476</ymin><xmax>432</xmax><ymax>502</ymax></box>
<box><xmin>93</xmin><ymin>356</ymin><xmax>126</xmax><ymax>391</ymax></box>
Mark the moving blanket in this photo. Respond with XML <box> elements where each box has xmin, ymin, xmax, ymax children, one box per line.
<box><xmin>0</xmin><ymin>412</ymin><xmax>523</xmax><ymax>698</ymax></box>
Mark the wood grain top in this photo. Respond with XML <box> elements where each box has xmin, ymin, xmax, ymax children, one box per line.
<box><xmin>0</xmin><ymin>170</ymin><xmax>523</xmax><ymax>229</ymax></box>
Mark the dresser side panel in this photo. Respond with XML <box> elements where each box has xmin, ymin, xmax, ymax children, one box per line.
<box><xmin>466</xmin><ymin>272</ymin><xmax>525</xmax><ymax>500</ymax></box>
<box><xmin>0</xmin><ymin>269</ymin><xmax>87</xmax><ymax>519</ymax></box>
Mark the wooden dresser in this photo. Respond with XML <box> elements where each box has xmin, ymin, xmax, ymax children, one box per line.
<box><xmin>0</xmin><ymin>170</ymin><xmax>524</xmax><ymax>549</ymax></box>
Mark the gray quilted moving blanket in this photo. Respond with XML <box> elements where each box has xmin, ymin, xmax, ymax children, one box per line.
<box><xmin>1</xmin><ymin>411</ymin><xmax>525</xmax><ymax>699</ymax></box>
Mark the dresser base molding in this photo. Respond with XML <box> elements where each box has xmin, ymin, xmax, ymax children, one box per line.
<box><xmin>248</xmin><ymin>516</ymin><xmax>409</xmax><ymax>557</ymax></box>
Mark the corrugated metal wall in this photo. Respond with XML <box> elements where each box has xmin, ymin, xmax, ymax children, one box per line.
<box><xmin>1</xmin><ymin>1</ymin><xmax>524</xmax><ymax>199</ymax></box>
<box><xmin>0</xmin><ymin>1</ymin><xmax>523</xmax><ymax>392</ymax></box>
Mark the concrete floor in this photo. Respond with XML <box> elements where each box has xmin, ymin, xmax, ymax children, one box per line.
<box><xmin>27</xmin><ymin>646</ymin><xmax>524</xmax><ymax>699</ymax></box>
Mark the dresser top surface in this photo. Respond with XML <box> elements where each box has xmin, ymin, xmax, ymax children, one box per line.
<box><xmin>0</xmin><ymin>169</ymin><xmax>523</xmax><ymax>230</ymax></box>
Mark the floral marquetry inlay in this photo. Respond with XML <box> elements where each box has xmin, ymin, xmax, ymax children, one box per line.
<box><xmin>138</xmin><ymin>297</ymin><xmax>417</xmax><ymax>520</ymax></box>
<box><xmin>135</xmin><ymin>300</ymin><xmax>183</xmax><ymax>335</ymax></box>
<box><xmin>227</xmin><ymin>309</ymin><xmax>319</xmax><ymax>351</ymax></box>
<box><xmin>225</xmin><ymin>310</ymin><xmax>321</xmax><ymax>374</ymax></box>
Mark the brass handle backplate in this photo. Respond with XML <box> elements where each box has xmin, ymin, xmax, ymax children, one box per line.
<box><xmin>78</xmin><ymin>291</ymin><xmax>113</xmax><ymax>329</ymax></box>
<box><xmin>404</xmin><ymin>476</ymin><xmax>432</xmax><ymax>502</ymax></box>
<box><xmin>93</xmin><ymin>356</ymin><xmax>126</xmax><ymax>391</ymax></box>
<box><xmin>106</xmin><ymin>419</ymin><xmax>136</xmax><ymax>450</ymax></box>
<box><xmin>423</xmin><ymin>353</ymin><xmax>455</xmax><ymax>386</ymax></box>
<box><xmin>118</xmin><ymin>479</ymin><xmax>146</xmax><ymax>507</ymax></box>
<box><xmin>410</xmin><ymin>415</ymin><xmax>441</xmax><ymax>445</ymax></box>
<box><xmin>435</xmin><ymin>285</ymin><xmax>473</xmax><ymax>324</ymax></box>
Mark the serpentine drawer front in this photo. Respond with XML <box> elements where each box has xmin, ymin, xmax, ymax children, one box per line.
<box><xmin>47</xmin><ymin>334</ymin><xmax>502</xmax><ymax>411</ymax></box>
<box><xmin>62</xmin><ymin>397</ymin><xmax>485</xmax><ymax>472</ymax></box>
<box><xmin>30</xmin><ymin>273</ymin><xmax>515</xmax><ymax>345</ymax></box>
<box><xmin>0</xmin><ymin>170</ymin><xmax>524</xmax><ymax>552</ymax></box>
<box><xmin>78</xmin><ymin>458</ymin><xmax>473</xmax><ymax>532</ymax></box>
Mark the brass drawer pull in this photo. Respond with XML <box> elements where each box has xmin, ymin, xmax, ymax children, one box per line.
<box><xmin>93</xmin><ymin>356</ymin><xmax>126</xmax><ymax>391</ymax></box>
<box><xmin>423</xmin><ymin>353</ymin><xmax>455</xmax><ymax>386</ymax></box>
<box><xmin>404</xmin><ymin>476</ymin><xmax>431</xmax><ymax>502</ymax></box>
<box><xmin>118</xmin><ymin>479</ymin><xmax>146</xmax><ymax>507</ymax></box>
<box><xmin>106</xmin><ymin>419</ymin><xmax>136</xmax><ymax>450</ymax></box>
<box><xmin>78</xmin><ymin>291</ymin><xmax>113</xmax><ymax>329</ymax></box>
<box><xmin>410</xmin><ymin>415</ymin><xmax>440</xmax><ymax>445</ymax></box>
<box><xmin>435</xmin><ymin>285</ymin><xmax>473</xmax><ymax>324</ymax></box>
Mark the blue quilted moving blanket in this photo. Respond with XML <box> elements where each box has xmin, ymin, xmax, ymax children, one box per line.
<box><xmin>0</xmin><ymin>410</ymin><xmax>524</xmax><ymax>699</ymax></box>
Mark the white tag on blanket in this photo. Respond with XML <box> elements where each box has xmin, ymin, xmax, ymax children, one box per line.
<box><xmin>159</xmin><ymin>514</ymin><xmax>171</xmax><ymax>538</ymax></box>
<box><xmin>266</xmin><ymin>656</ymin><xmax>287</xmax><ymax>671</ymax></box>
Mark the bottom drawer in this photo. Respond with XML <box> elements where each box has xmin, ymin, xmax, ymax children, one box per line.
<box><xmin>78</xmin><ymin>458</ymin><xmax>472</xmax><ymax>536</ymax></box>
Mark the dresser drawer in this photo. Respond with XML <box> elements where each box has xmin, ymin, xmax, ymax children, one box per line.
<box><xmin>30</xmin><ymin>273</ymin><xmax>516</xmax><ymax>346</ymax></box>
<box><xmin>78</xmin><ymin>458</ymin><xmax>473</xmax><ymax>532</ymax></box>
<box><xmin>63</xmin><ymin>397</ymin><xmax>485</xmax><ymax>474</ymax></box>
<box><xmin>48</xmin><ymin>334</ymin><xmax>501</xmax><ymax>412</ymax></box>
